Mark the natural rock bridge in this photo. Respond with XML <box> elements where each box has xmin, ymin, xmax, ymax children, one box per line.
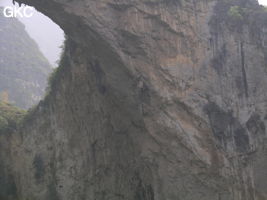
<box><xmin>1</xmin><ymin>0</ymin><xmax>267</xmax><ymax>199</ymax></box>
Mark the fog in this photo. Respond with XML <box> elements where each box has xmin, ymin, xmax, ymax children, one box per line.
<box><xmin>259</xmin><ymin>0</ymin><xmax>267</xmax><ymax>5</ymax></box>
<box><xmin>0</xmin><ymin>0</ymin><xmax>64</xmax><ymax>67</ymax></box>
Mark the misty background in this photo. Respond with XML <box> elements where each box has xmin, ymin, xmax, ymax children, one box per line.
<box><xmin>0</xmin><ymin>0</ymin><xmax>64</xmax><ymax>67</ymax></box>
<box><xmin>259</xmin><ymin>0</ymin><xmax>267</xmax><ymax>5</ymax></box>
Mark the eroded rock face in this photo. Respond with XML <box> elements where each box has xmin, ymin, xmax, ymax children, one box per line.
<box><xmin>4</xmin><ymin>0</ymin><xmax>267</xmax><ymax>199</ymax></box>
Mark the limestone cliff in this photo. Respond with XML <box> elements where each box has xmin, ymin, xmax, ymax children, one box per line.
<box><xmin>2</xmin><ymin>0</ymin><xmax>267</xmax><ymax>199</ymax></box>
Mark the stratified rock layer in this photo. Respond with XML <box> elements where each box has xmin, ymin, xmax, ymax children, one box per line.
<box><xmin>4</xmin><ymin>0</ymin><xmax>267</xmax><ymax>199</ymax></box>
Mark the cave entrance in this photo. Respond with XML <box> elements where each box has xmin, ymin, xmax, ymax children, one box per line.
<box><xmin>0</xmin><ymin>0</ymin><xmax>64</xmax><ymax>109</ymax></box>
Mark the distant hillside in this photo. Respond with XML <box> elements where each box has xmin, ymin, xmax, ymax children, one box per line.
<box><xmin>0</xmin><ymin>8</ymin><xmax>52</xmax><ymax>109</ymax></box>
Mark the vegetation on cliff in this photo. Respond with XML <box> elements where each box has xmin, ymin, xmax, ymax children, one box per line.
<box><xmin>228</xmin><ymin>6</ymin><xmax>245</xmax><ymax>20</ymax></box>
<box><xmin>210</xmin><ymin>0</ymin><xmax>267</xmax><ymax>68</ymax></box>
<box><xmin>211</xmin><ymin>0</ymin><xmax>267</xmax><ymax>31</ymax></box>
<box><xmin>0</xmin><ymin>101</ymin><xmax>26</xmax><ymax>133</ymax></box>
<box><xmin>46</xmin><ymin>39</ymin><xmax>66</xmax><ymax>95</ymax></box>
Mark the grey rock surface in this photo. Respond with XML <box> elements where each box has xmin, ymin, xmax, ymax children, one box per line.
<box><xmin>2</xmin><ymin>0</ymin><xmax>267</xmax><ymax>199</ymax></box>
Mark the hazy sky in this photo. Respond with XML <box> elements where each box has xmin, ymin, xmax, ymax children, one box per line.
<box><xmin>259</xmin><ymin>0</ymin><xmax>267</xmax><ymax>5</ymax></box>
<box><xmin>0</xmin><ymin>0</ymin><xmax>64</xmax><ymax>67</ymax></box>
<box><xmin>19</xmin><ymin>12</ymin><xmax>65</xmax><ymax>67</ymax></box>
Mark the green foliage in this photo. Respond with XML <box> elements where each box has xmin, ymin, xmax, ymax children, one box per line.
<box><xmin>46</xmin><ymin>61</ymin><xmax>62</xmax><ymax>96</ymax></box>
<box><xmin>0</xmin><ymin>101</ymin><xmax>26</xmax><ymax>133</ymax></box>
<box><xmin>0</xmin><ymin>116</ymin><xmax>8</xmax><ymax>130</ymax></box>
<box><xmin>228</xmin><ymin>6</ymin><xmax>243</xmax><ymax>19</ymax></box>
<box><xmin>46</xmin><ymin>38</ymin><xmax>66</xmax><ymax>95</ymax></box>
